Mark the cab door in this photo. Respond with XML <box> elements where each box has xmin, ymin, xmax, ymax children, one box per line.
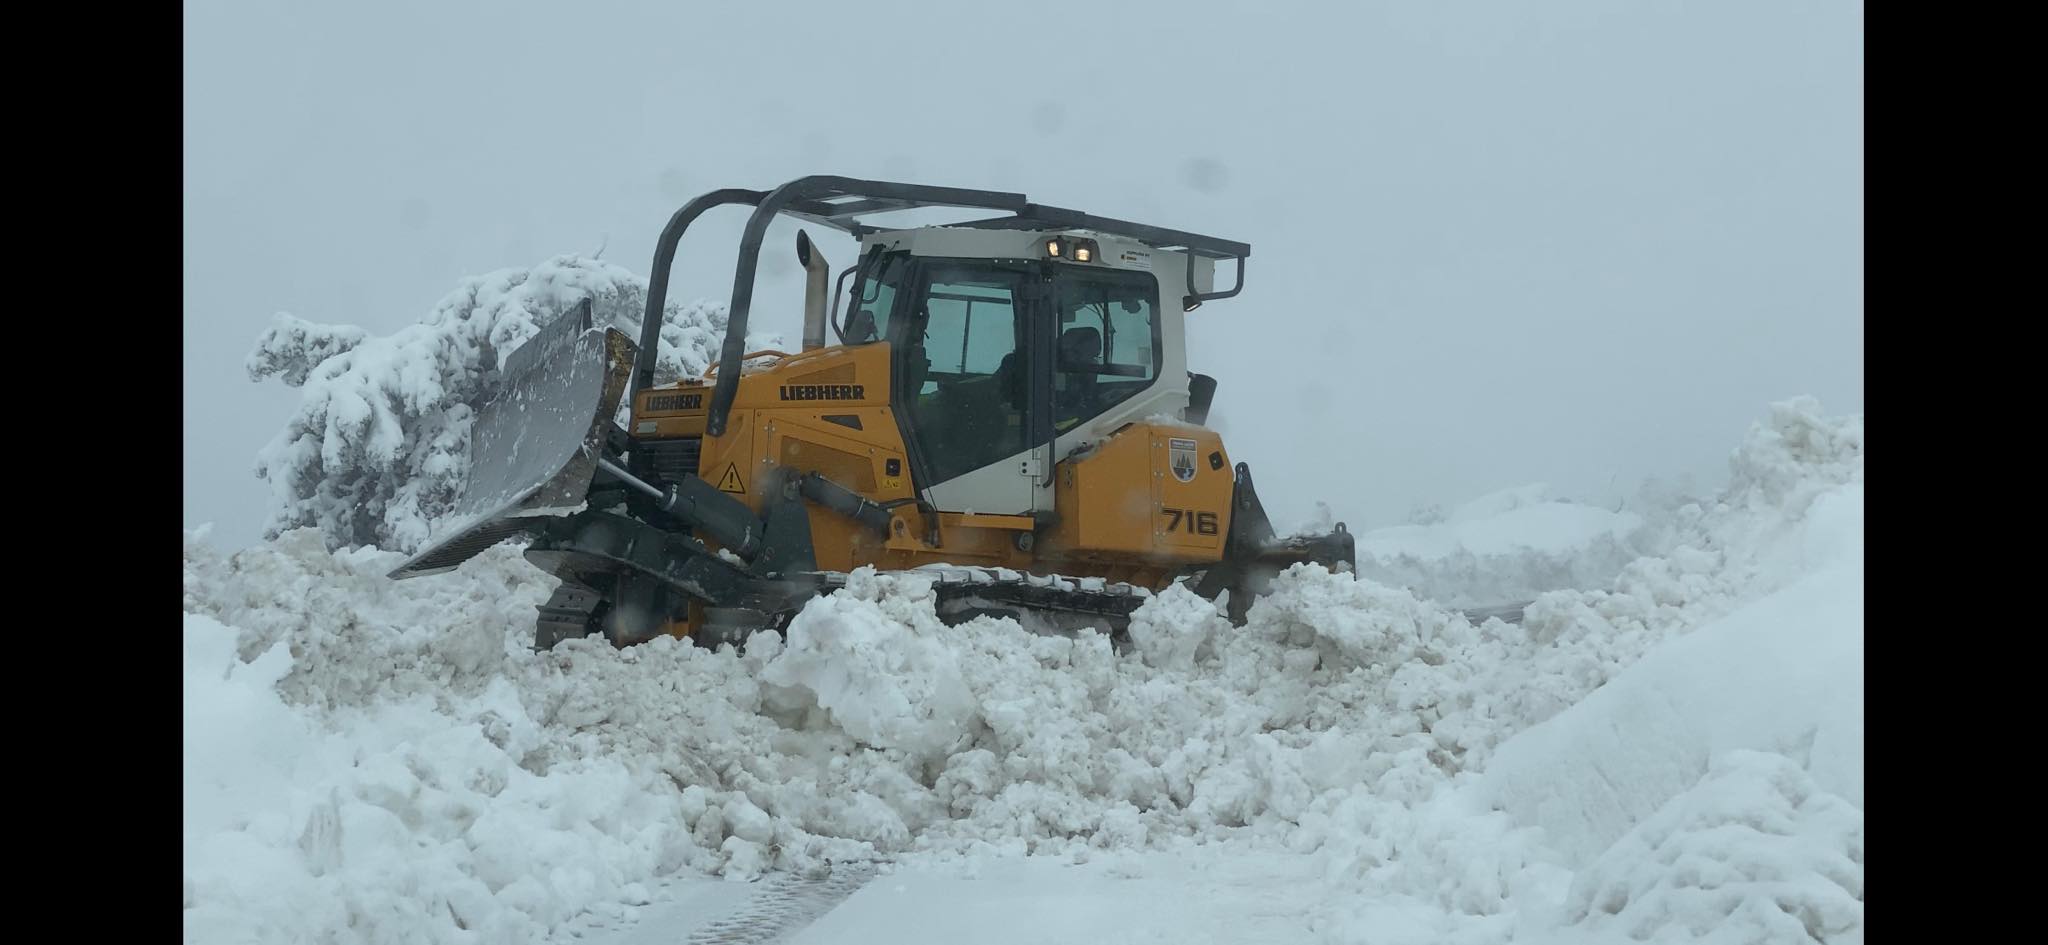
<box><xmin>892</xmin><ymin>261</ymin><xmax>1047</xmax><ymax>515</ymax></box>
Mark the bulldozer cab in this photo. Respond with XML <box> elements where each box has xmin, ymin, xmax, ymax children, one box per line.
<box><xmin>832</xmin><ymin>218</ymin><xmax>1234</xmax><ymax>516</ymax></box>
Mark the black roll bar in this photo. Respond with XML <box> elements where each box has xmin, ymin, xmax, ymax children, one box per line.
<box><xmin>634</xmin><ymin>188</ymin><xmax>767</xmax><ymax>395</ymax></box>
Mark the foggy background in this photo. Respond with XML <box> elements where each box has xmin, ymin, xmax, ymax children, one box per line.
<box><xmin>184</xmin><ymin>0</ymin><xmax>1862</xmax><ymax>549</ymax></box>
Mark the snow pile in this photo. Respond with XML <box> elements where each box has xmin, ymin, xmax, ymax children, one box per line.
<box><xmin>245</xmin><ymin>255</ymin><xmax>743</xmax><ymax>554</ymax></box>
<box><xmin>183</xmin><ymin>538</ymin><xmax>692</xmax><ymax>944</ymax></box>
<box><xmin>1483</xmin><ymin>485</ymin><xmax>1864</xmax><ymax>865</ymax></box>
<box><xmin>1345</xmin><ymin>481</ymin><xmax>1690</xmax><ymax>609</ymax></box>
<box><xmin>1366</xmin><ymin>483</ymin><xmax>1640</xmax><ymax>561</ymax></box>
<box><xmin>185</xmin><ymin>397</ymin><xmax>1861</xmax><ymax>944</ymax></box>
<box><xmin>1304</xmin><ymin>399</ymin><xmax>1862</xmax><ymax>943</ymax></box>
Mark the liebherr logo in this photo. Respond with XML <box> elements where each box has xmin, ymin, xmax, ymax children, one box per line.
<box><xmin>779</xmin><ymin>384</ymin><xmax>865</xmax><ymax>401</ymax></box>
<box><xmin>645</xmin><ymin>392</ymin><xmax>703</xmax><ymax>412</ymax></box>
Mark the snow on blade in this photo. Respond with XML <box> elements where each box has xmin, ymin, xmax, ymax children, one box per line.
<box><xmin>183</xmin><ymin>398</ymin><xmax>1863</xmax><ymax>944</ymax></box>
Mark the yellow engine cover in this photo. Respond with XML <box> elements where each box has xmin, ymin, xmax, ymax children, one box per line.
<box><xmin>1040</xmin><ymin>422</ymin><xmax>1231</xmax><ymax>567</ymax></box>
<box><xmin>633</xmin><ymin>343</ymin><xmax>921</xmax><ymax>574</ymax></box>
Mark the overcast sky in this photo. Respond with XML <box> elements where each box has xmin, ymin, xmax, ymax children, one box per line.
<box><xmin>184</xmin><ymin>0</ymin><xmax>1862</xmax><ymax>549</ymax></box>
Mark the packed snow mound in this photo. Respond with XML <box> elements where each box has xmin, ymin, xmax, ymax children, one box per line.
<box><xmin>1483</xmin><ymin>483</ymin><xmax>1863</xmax><ymax>865</ymax></box>
<box><xmin>185</xmin><ymin>397</ymin><xmax>1862</xmax><ymax>944</ymax></box>
<box><xmin>1536</xmin><ymin>750</ymin><xmax>1863</xmax><ymax>945</ymax></box>
<box><xmin>245</xmin><ymin>254</ymin><xmax>759</xmax><ymax>554</ymax></box>
<box><xmin>183</xmin><ymin>614</ymin><xmax>303</xmax><ymax>849</ymax></box>
<box><xmin>183</xmin><ymin>610</ymin><xmax>685</xmax><ymax>944</ymax></box>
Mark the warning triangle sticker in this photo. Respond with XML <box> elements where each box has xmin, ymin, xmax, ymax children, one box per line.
<box><xmin>715</xmin><ymin>463</ymin><xmax>746</xmax><ymax>494</ymax></box>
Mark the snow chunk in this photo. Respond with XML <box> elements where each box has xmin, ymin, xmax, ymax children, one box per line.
<box><xmin>1246</xmin><ymin>562</ymin><xmax>1464</xmax><ymax>671</ymax></box>
<box><xmin>1125</xmin><ymin>582</ymin><xmax>1228</xmax><ymax>670</ymax></box>
<box><xmin>760</xmin><ymin>569</ymin><xmax>979</xmax><ymax>760</ymax></box>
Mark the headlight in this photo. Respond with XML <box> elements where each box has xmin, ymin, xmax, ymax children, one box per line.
<box><xmin>1043</xmin><ymin>236</ymin><xmax>1101</xmax><ymax>262</ymax></box>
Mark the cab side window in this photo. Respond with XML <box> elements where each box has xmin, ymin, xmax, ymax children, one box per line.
<box><xmin>844</xmin><ymin>252</ymin><xmax>907</xmax><ymax>344</ymax></box>
<box><xmin>1053</xmin><ymin>269</ymin><xmax>1158</xmax><ymax>431</ymax></box>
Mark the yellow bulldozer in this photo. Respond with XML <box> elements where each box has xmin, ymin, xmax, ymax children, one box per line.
<box><xmin>392</xmin><ymin>176</ymin><xmax>1353</xmax><ymax>648</ymax></box>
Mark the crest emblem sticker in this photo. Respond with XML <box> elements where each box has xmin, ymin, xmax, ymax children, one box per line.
<box><xmin>1169</xmin><ymin>437</ymin><xmax>1199</xmax><ymax>482</ymax></box>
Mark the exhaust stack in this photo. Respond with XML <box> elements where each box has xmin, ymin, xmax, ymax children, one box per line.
<box><xmin>797</xmin><ymin>230</ymin><xmax>830</xmax><ymax>351</ymax></box>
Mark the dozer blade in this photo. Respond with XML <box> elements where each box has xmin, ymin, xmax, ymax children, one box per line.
<box><xmin>389</xmin><ymin>299</ymin><xmax>635</xmax><ymax>578</ymax></box>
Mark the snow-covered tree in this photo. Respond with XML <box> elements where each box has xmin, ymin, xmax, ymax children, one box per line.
<box><xmin>247</xmin><ymin>254</ymin><xmax>740</xmax><ymax>553</ymax></box>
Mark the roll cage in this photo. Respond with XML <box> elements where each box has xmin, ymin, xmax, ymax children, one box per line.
<box><xmin>632</xmin><ymin>176</ymin><xmax>1251</xmax><ymax>437</ymax></box>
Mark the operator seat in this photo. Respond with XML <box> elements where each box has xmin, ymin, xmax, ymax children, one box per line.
<box><xmin>1056</xmin><ymin>325</ymin><xmax>1103</xmax><ymax>425</ymax></box>
<box><xmin>845</xmin><ymin>309</ymin><xmax>879</xmax><ymax>344</ymax></box>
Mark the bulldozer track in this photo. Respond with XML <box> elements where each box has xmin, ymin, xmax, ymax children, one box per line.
<box><xmin>530</xmin><ymin>561</ymin><xmax>1161</xmax><ymax>648</ymax></box>
<box><xmin>681</xmin><ymin>864</ymin><xmax>877</xmax><ymax>945</ymax></box>
<box><xmin>539</xmin><ymin>555</ymin><xmax>1522</xmax><ymax>648</ymax></box>
<box><xmin>818</xmin><ymin>567</ymin><xmax>1531</xmax><ymax>628</ymax></box>
<box><xmin>810</xmin><ymin>565</ymin><xmax>1154</xmax><ymax>627</ymax></box>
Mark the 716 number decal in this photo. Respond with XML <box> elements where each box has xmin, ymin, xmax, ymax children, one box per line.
<box><xmin>1162</xmin><ymin>507</ymin><xmax>1220</xmax><ymax>535</ymax></box>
